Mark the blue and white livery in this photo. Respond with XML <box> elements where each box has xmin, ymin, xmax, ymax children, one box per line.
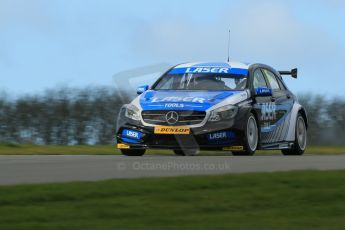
<box><xmin>116</xmin><ymin>61</ymin><xmax>308</xmax><ymax>156</ymax></box>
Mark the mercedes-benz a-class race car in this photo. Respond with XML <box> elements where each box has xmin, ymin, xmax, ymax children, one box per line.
<box><xmin>116</xmin><ymin>62</ymin><xmax>308</xmax><ymax>156</ymax></box>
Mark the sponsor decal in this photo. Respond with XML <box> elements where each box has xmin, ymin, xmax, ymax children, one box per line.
<box><xmin>186</xmin><ymin>67</ymin><xmax>230</xmax><ymax>74</ymax></box>
<box><xmin>260</xmin><ymin>102</ymin><xmax>276</xmax><ymax>121</ymax></box>
<box><xmin>169</xmin><ymin>67</ymin><xmax>249</xmax><ymax>75</ymax></box>
<box><xmin>151</xmin><ymin>96</ymin><xmax>206</xmax><ymax>103</ymax></box>
<box><xmin>164</xmin><ymin>103</ymin><xmax>185</xmax><ymax>108</ymax></box>
<box><xmin>154</xmin><ymin>126</ymin><xmax>190</xmax><ymax>135</ymax></box>
<box><xmin>117</xmin><ymin>143</ymin><xmax>130</xmax><ymax>149</ymax></box>
<box><xmin>256</xmin><ymin>87</ymin><xmax>272</xmax><ymax>95</ymax></box>
<box><xmin>260</xmin><ymin>102</ymin><xmax>277</xmax><ymax>131</ymax></box>
<box><xmin>223</xmin><ymin>146</ymin><xmax>244</xmax><ymax>151</ymax></box>
<box><xmin>207</xmin><ymin>131</ymin><xmax>235</xmax><ymax>141</ymax></box>
<box><xmin>140</xmin><ymin>91</ymin><xmax>239</xmax><ymax>111</ymax></box>
<box><xmin>122</xmin><ymin>129</ymin><xmax>142</xmax><ymax>140</ymax></box>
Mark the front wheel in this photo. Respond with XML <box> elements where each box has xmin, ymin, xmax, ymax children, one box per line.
<box><xmin>232</xmin><ymin>113</ymin><xmax>258</xmax><ymax>156</ymax></box>
<box><xmin>282</xmin><ymin>114</ymin><xmax>307</xmax><ymax>155</ymax></box>
<box><xmin>121</xmin><ymin>149</ymin><xmax>146</xmax><ymax>156</ymax></box>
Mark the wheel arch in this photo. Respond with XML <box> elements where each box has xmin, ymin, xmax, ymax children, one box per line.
<box><xmin>298</xmin><ymin>107</ymin><xmax>308</xmax><ymax>129</ymax></box>
<box><xmin>241</xmin><ymin>107</ymin><xmax>260</xmax><ymax>130</ymax></box>
<box><xmin>250</xmin><ymin>108</ymin><xmax>262</xmax><ymax>146</ymax></box>
<box><xmin>286</xmin><ymin>102</ymin><xmax>307</xmax><ymax>142</ymax></box>
<box><xmin>250</xmin><ymin>108</ymin><xmax>260</xmax><ymax>127</ymax></box>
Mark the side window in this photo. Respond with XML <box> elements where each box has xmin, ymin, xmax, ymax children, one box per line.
<box><xmin>276</xmin><ymin>76</ymin><xmax>287</xmax><ymax>90</ymax></box>
<box><xmin>253</xmin><ymin>69</ymin><xmax>268</xmax><ymax>88</ymax></box>
<box><xmin>263</xmin><ymin>69</ymin><xmax>280</xmax><ymax>90</ymax></box>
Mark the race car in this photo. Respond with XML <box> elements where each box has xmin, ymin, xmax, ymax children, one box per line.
<box><xmin>116</xmin><ymin>62</ymin><xmax>308</xmax><ymax>156</ymax></box>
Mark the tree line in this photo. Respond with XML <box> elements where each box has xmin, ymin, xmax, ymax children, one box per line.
<box><xmin>0</xmin><ymin>87</ymin><xmax>344</xmax><ymax>145</ymax></box>
<box><xmin>0</xmin><ymin>87</ymin><xmax>130</xmax><ymax>145</ymax></box>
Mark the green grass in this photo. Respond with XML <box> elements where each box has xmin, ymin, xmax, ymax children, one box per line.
<box><xmin>0</xmin><ymin>144</ymin><xmax>344</xmax><ymax>155</ymax></box>
<box><xmin>0</xmin><ymin>170</ymin><xmax>345</xmax><ymax>229</ymax></box>
<box><xmin>0</xmin><ymin>144</ymin><xmax>117</xmax><ymax>155</ymax></box>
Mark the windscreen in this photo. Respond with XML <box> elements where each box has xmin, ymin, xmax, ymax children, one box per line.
<box><xmin>153</xmin><ymin>73</ymin><xmax>248</xmax><ymax>91</ymax></box>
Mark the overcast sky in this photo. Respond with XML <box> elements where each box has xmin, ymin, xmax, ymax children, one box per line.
<box><xmin>1</xmin><ymin>0</ymin><xmax>345</xmax><ymax>97</ymax></box>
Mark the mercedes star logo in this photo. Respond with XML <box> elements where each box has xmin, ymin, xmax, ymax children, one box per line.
<box><xmin>166</xmin><ymin>111</ymin><xmax>179</xmax><ymax>125</ymax></box>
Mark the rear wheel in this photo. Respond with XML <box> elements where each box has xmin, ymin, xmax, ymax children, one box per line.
<box><xmin>173</xmin><ymin>149</ymin><xmax>199</xmax><ymax>156</ymax></box>
<box><xmin>282</xmin><ymin>114</ymin><xmax>307</xmax><ymax>155</ymax></box>
<box><xmin>232</xmin><ymin>113</ymin><xmax>258</xmax><ymax>156</ymax></box>
<box><xmin>121</xmin><ymin>149</ymin><xmax>146</xmax><ymax>156</ymax></box>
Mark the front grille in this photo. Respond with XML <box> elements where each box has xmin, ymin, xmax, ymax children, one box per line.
<box><xmin>142</xmin><ymin>110</ymin><xmax>206</xmax><ymax>126</ymax></box>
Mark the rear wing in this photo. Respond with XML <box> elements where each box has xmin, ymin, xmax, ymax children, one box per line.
<box><xmin>279</xmin><ymin>68</ymin><xmax>298</xmax><ymax>79</ymax></box>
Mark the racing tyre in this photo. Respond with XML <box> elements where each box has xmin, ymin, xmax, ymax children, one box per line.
<box><xmin>121</xmin><ymin>149</ymin><xmax>146</xmax><ymax>156</ymax></box>
<box><xmin>232</xmin><ymin>113</ymin><xmax>258</xmax><ymax>156</ymax></box>
<box><xmin>282</xmin><ymin>114</ymin><xmax>307</xmax><ymax>155</ymax></box>
<box><xmin>173</xmin><ymin>149</ymin><xmax>199</xmax><ymax>156</ymax></box>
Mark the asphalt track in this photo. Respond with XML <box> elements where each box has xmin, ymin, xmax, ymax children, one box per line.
<box><xmin>1</xmin><ymin>155</ymin><xmax>345</xmax><ymax>185</ymax></box>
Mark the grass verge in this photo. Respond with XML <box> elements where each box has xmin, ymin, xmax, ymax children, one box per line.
<box><xmin>0</xmin><ymin>170</ymin><xmax>344</xmax><ymax>229</ymax></box>
<box><xmin>0</xmin><ymin>144</ymin><xmax>344</xmax><ymax>155</ymax></box>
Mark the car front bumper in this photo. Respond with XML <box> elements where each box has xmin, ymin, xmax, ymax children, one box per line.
<box><xmin>115</xmin><ymin>105</ymin><xmax>251</xmax><ymax>151</ymax></box>
<box><xmin>116</xmin><ymin>122</ymin><xmax>246</xmax><ymax>151</ymax></box>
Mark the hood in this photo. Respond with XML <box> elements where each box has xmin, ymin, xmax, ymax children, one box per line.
<box><xmin>139</xmin><ymin>90</ymin><xmax>242</xmax><ymax>111</ymax></box>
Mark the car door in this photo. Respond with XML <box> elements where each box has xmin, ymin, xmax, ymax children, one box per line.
<box><xmin>261</xmin><ymin>69</ymin><xmax>294</xmax><ymax>143</ymax></box>
<box><xmin>251</xmin><ymin>68</ymin><xmax>273</xmax><ymax>143</ymax></box>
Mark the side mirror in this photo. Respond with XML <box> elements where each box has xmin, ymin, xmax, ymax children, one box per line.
<box><xmin>137</xmin><ymin>85</ymin><xmax>149</xmax><ymax>95</ymax></box>
<box><xmin>255</xmin><ymin>87</ymin><xmax>272</xmax><ymax>97</ymax></box>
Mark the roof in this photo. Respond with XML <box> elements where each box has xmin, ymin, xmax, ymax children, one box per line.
<box><xmin>169</xmin><ymin>61</ymin><xmax>250</xmax><ymax>75</ymax></box>
<box><xmin>175</xmin><ymin>61</ymin><xmax>250</xmax><ymax>69</ymax></box>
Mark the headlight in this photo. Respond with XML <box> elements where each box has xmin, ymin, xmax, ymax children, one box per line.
<box><xmin>125</xmin><ymin>104</ymin><xmax>141</xmax><ymax>121</ymax></box>
<box><xmin>208</xmin><ymin>105</ymin><xmax>238</xmax><ymax>122</ymax></box>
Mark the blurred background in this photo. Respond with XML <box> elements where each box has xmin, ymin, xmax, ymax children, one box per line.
<box><xmin>0</xmin><ymin>0</ymin><xmax>344</xmax><ymax>146</ymax></box>
<box><xmin>1</xmin><ymin>3</ymin><xmax>344</xmax><ymax>229</ymax></box>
